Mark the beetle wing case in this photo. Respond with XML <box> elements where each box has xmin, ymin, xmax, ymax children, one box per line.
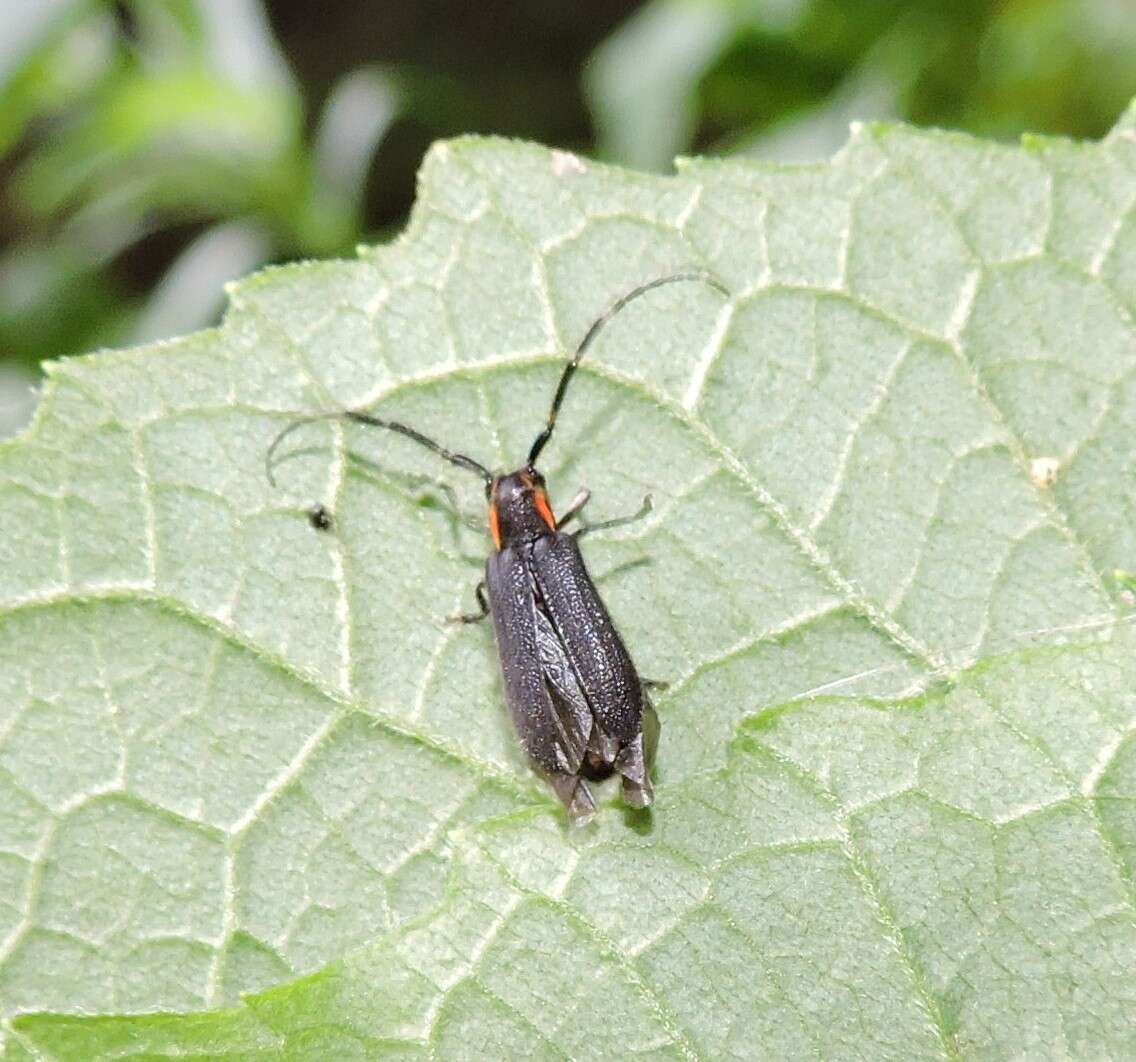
<box><xmin>530</xmin><ymin>535</ymin><xmax>644</xmax><ymax>740</ymax></box>
<box><xmin>487</xmin><ymin>532</ymin><xmax>654</xmax><ymax>824</ymax></box>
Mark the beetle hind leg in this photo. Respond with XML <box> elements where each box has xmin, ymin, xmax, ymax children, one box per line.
<box><xmin>547</xmin><ymin>772</ymin><xmax>597</xmax><ymax>827</ymax></box>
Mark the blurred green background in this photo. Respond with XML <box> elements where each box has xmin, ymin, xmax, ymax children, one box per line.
<box><xmin>2</xmin><ymin>0</ymin><xmax>1134</xmax><ymax>434</ymax></box>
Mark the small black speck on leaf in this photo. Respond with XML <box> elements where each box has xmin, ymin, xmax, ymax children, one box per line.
<box><xmin>308</xmin><ymin>504</ymin><xmax>333</xmax><ymax>531</ymax></box>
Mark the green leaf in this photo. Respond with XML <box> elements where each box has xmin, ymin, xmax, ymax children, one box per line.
<box><xmin>3</xmin><ymin>106</ymin><xmax>1136</xmax><ymax>1058</ymax></box>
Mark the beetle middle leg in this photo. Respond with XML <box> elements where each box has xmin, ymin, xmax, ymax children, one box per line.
<box><xmin>574</xmin><ymin>494</ymin><xmax>653</xmax><ymax>539</ymax></box>
<box><xmin>448</xmin><ymin>581</ymin><xmax>490</xmax><ymax>624</ymax></box>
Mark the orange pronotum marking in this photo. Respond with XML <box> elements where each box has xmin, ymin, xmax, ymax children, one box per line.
<box><xmin>534</xmin><ymin>489</ymin><xmax>556</xmax><ymax>531</ymax></box>
<box><xmin>489</xmin><ymin>502</ymin><xmax>502</xmax><ymax>548</ymax></box>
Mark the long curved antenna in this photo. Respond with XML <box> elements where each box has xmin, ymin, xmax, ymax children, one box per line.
<box><xmin>527</xmin><ymin>271</ymin><xmax>729</xmax><ymax>467</ymax></box>
<box><xmin>265</xmin><ymin>410</ymin><xmax>492</xmax><ymax>489</ymax></box>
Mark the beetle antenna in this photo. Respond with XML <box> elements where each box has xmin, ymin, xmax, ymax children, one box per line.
<box><xmin>266</xmin><ymin>410</ymin><xmax>493</xmax><ymax>488</ymax></box>
<box><xmin>527</xmin><ymin>271</ymin><xmax>728</xmax><ymax>467</ymax></box>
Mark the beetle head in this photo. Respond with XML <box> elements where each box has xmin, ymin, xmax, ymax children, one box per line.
<box><xmin>489</xmin><ymin>467</ymin><xmax>556</xmax><ymax>547</ymax></box>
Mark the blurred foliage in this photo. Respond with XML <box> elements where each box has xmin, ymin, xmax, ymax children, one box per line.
<box><xmin>0</xmin><ymin>0</ymin><xmax>1133</xmax><ymax>426</ymax></box>
<box><xmin>0</xmin><ymin>0</ymin><xmax>396</xmax><ymax>384</ymax></box>
<box><xmin>588</xmin><ymin>0</ymin><xmax>1136</xmax><ymax>167</ymax></box>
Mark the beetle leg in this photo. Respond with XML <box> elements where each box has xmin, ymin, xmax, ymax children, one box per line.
<box><xmin>574</xmin><ymin>494</ymin><xmax>653</xmax><ymax>539</ymax></box>
<box><xmin>448</xmin><ymin>581</ymin><xmax>490</xmax><ymax>624</ymax></box>
<box><xmin>555</xmin><ymin>487</ymin><xmax>591</xmax><ymax>529</ymax></box>
<box><xmin>417</xmin><ymin>480</ymin><xmax>484</xmax><ymax>532</ymax></box>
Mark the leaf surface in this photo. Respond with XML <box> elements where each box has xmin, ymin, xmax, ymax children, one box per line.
<box><xmin>2</xmin><ymin>109</ymin><xmax>1136</xmax><ymax>1058</ymax></box>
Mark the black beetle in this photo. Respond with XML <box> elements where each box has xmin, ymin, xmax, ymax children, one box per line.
<box><xmin>267</xmin><ymin>271</ymin><xmax>727</xmax><ymax>824</ymax></box>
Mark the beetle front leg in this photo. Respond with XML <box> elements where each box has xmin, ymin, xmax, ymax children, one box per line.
<box><xmin>416</xmin><ymin>480</ymin><xmax>484</xmax><ymax>532</ymax></box>
<box><xmin>574</xmin><ymin>494</ymin><xmax>653</xmax><ymax>539</ymax></box>
<box><xmin>555</xmin><ymin>487</ymin><xmax>591</xmax><ymax>529</ymax></box>
<box><xmin>448</xmin><ymin>581</ymin><xmax>490</xmax><ymax>624</ymax></box>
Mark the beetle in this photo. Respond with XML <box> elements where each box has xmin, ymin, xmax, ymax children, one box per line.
<box><xmin>267</xmin><ymin>271</ymin><xmax>728</xmax><ymax>824</ymax></box>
